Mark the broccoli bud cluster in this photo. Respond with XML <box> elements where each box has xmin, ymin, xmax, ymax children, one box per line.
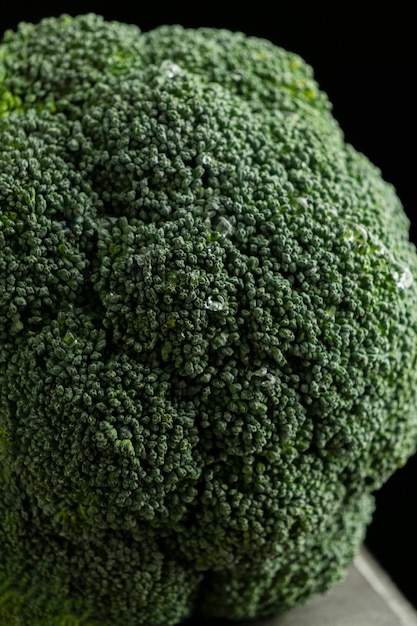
<box><xmin>1</xmin><ymin>13</ymin><xmax>417</xmax><ymax>626</ymax></box>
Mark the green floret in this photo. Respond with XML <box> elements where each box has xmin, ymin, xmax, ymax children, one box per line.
<box><xmin>1</xmin><ymin>12</ymin><xmax>417</xmax><ymax>626</ymax></box>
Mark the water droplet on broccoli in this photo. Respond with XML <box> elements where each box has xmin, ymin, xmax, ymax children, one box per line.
<box><xmin>393</xmin><ymin>264</ymin><xmax>414</xmax><ymax>289</ymax></box>
<box><xmin>215</xmin><ymin>216</ymin><xmax>234</xmax><ymax>237</ymax></box>
<box><xmin>164</xmin><ymin>62</ymin><xmax>183</xmax><ymax>78</ymax></box>
<box><xmin>205</xmin><ymin>296</ymin><xmax>225</xmax><ymax>311</ymax></box>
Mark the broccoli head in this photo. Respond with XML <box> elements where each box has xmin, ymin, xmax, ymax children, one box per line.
<box><xmin>1</xmin><ymin>13</ymin><xmax>417</xmax><ymax>626</ymax></box>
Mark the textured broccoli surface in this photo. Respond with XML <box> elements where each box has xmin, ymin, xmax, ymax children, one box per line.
<box><xmin>1</xmin><ymin>13</ymin><xmax>417</xmax><ymax>626</ymax></box>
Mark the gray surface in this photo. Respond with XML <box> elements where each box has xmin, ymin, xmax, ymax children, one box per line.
<box><xmin>257</xmin><ymin>547</ymin><xmax>417</xmax><ymax>626</ymax></box>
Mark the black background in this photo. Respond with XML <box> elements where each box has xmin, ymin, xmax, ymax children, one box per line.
<box><xmin>2</xmin><ymin>1</ymin><xmax>416</xmax><ymax>612</ymax></box>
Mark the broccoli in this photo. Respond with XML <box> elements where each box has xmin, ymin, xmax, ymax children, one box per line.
<box><xmin>1</xmin><ymin>12</ymin><xmax>417</xmax><ymax>626</ymax></box>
